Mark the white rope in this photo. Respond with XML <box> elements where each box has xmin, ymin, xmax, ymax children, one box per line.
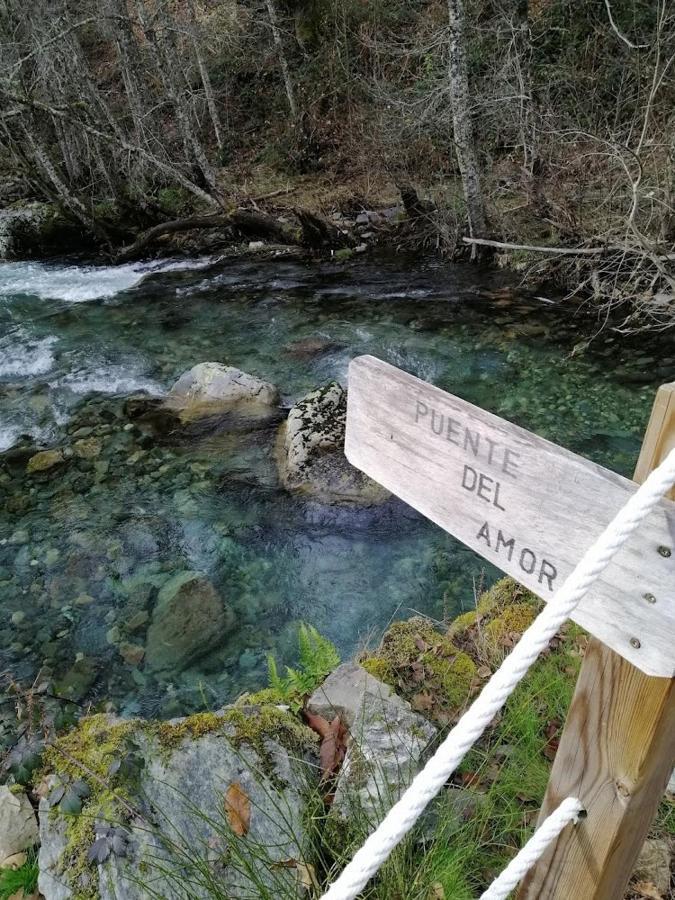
<box><xmin>479</xmin><ymin>797</ymin><xmax>584</xmax><ymax>900</ymax></box>
<box><xmin>322</xmin><ymin>447</ymin><xmax>675</xmax><ymax>900</ymax></box>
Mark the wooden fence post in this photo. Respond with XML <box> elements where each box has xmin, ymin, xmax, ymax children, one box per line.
<box><xmin>517</xmin><ymin>382</ymin><xmax>675</xmax><ymax>899</ymax></box>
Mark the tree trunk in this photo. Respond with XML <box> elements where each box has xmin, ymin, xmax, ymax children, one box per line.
<box><xmin>186</xmin><ymin>0</ymin><xmax>224</xmax><ymax>152</ymax></box>
<box><xmin>265</xmin><ymin>0</ymin><xmax>298</xmax><ymax>121</ymax></box>
<box><xmin>447</xmin><ymin>0</ymin><xmax>486</xmax><ymax>252</ymax></box>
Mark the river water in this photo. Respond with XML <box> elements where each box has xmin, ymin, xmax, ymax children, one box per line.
<box><xmin>0</xmin><ymin>254</ymin><xmax>668</xmax><ymax>721</ymax></box>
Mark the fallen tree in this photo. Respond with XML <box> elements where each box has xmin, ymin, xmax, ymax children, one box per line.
<box><xmin>114</xmin><ymin>205</ymin><xmax>356</xmax><ymax>261</ymax></box>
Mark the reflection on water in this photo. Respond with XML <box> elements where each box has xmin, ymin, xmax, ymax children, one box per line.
<box><xmin>0</xmin><ymin>254</ymin><xmax>668</xmax><ymax>720</ymax></box>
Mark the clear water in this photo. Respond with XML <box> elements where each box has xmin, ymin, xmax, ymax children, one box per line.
<box><xmin>0</xmin><ymin>254</ymin><xmax>669</xmax><ymax>720</ymax></box>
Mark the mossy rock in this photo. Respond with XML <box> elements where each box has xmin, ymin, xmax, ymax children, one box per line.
<box><xmin>38</xmin><ymin>706</ymin><xmax>318</xmax><ymax>899</ymax></box>
<box><xmin>361</xmin><ymin>618</ymin><xmax>476</xmax><ymax>725</ymax></box>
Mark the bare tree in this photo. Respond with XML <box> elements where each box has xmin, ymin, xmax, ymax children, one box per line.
<box><xmin>447</xmin><ymin>0</ymin><xmax>486</xmax><ymax>249</ymax></box>
<box><xmin>265</xmin><ymin>0</ymin><xmax>297</xmax><ymax>122</ymax></box>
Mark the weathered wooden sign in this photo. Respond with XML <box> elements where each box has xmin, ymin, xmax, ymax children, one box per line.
<box><xmin>345</xmin><ymin>355</ymin><xmax>675</xmax><ymax>676</ymax></box>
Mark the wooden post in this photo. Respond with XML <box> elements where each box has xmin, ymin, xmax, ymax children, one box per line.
<box><xmin>518</xmin><ymin>382</ymin><xmax>675</xmax><ymax>900</ymax></box>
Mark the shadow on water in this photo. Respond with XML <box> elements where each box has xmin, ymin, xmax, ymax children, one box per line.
<box><xmin>0</xmin><ymin>253</ymin><xmax>671</xmax><ymax>720</ymax></box>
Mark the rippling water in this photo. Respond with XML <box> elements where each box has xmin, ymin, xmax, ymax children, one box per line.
<box><xmin>0</xmin><ymin>253</ymin><xmax>668</xmax><ymax>720</ymax></box>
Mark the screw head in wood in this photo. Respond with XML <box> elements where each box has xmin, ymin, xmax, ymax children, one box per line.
<box><xmin>657</xmin><ymin>545</ymin><xmax>672</xmax><ymax>557</ymax></box>
<box><xmin>630</xmin><ymin>637</ymin><xmax>641</xmax><ymax>649</ymax></box>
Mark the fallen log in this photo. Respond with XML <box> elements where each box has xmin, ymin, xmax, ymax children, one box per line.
<box><xmin>115</xmin><ymin>209</ymin><xmax>301</xmax><ymax>261</ymax></box>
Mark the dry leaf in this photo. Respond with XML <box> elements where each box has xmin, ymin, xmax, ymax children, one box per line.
<box><xmin>318</xmin><ymin>716</ymin><xmax>347</xmax><ymax>781</ymax></box>
<box><xmin>429</xmin><ymin>882</ymin><xmax>446</xmax><ymax>899</ymax></box>
<box><xmin>476</xmin><ymin>665</ymin><xmax>492</xmax><ymax>679</ymax></box>
<box><xmin>303</xmin><ymin>710</ymin><xmax>332</xmax><ymax>740</ymax></box>
<box><xmin>224</xmin><ymin>781</ymin><xmax>251</xmax><ymax>837</ymax></box>
<box><xmin>273</xmin><ymin>858</ymin><xmax>321</xmax><ymax>893</ymax></box>
<box><xmin>633</xmin><ymin>882</ymin><xmax>663</xmax><ymax>900</ymax></box>
<box><xmin>411</xmin><ymin>692</ymin><xmax>433</xmax><ymax>712</ymax></box>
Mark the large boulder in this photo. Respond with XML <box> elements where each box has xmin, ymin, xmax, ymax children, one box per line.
<box><xmin>38</xmin><ymin>708</ymin><xmax>317</xmax><ymax>900</ymax></box>
<box><xmin>0</xmin><ymin>785</ymin><xmax>39</xmax><ymax>864</ymax></box>
<box><xmin>145</xmin><ymin>571</ymin><xmax>235</xmax><ymax>673</ymax></box>
<box><xmin>0</xmin><ymin>203</ymin><xmax>85</xmax><ymax>260</ymax></box>
<box><xmin>277</xmin><ymin>383</ymin><xmax>390</xmax><ymax>506</ymax></box>
<box><xmin>307</xmin><ymin>662</ymin><xmax>436</xmax><ymax>821</ymax></box>
<box><xmin>165</xmin><ymin>363</ymin><xmax>279</xmax><ymax>422</ymax></box>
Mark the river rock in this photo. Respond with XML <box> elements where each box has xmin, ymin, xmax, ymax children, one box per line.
<box><xmin>72</xmin><ymin>437</ymin><xmax>102</xmax><ymax>459</ymax></box>
<box><xmin>0</xmin><ymin>786</ymin><xmax>39</xmax><ymax>864</ymax></box>
<box><xmin>26</xmin><ymin>448</ymin><xmax>64</xmax><ymax>474</ymax></box>
<box><xmin>145</xmin><ymin>571</ymin><xmax>235</xmax><ymax>672</ymax></box>
<box><xmin>0</xmin><ymin>202</ymin><xmax>87</xmax><ymax>260</ymax></box>
<box><xmin>165</xmin><ymin>362</ymin><xmax>279</xmax><ymax>422</ymax></box>
<box><xmin>277</xmin><ymin>383</ymin><xmax>390</xmax><ymax>506</ymax></box>
<box><xmin>307</xmin><ymin>662</ymin><xmax>436</xmax><ymax>821</ymax></box>
<box><xmin>38</xmin><ymin>708</ymin><xmax>314</xmax><ymax>899</ymax></box>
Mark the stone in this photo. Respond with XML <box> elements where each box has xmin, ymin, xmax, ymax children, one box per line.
<box><xmin>126</xmin><ymin>610</ymin><xmax>149</xmax><ymax>633</ymax></box>
<box><xmin>11</xmin><ymin>611</ymin><xmax>25</xmax><ymax>626</ymax></box>
<box><xmin>1</xmin><ymin>851</ymin><xmax>27</xmax><ymax>869</ymax></box>
<box><xmin>38</xmin><ymin>708</ymin><xmax>314</xmax><ymax>899</ymax></box>
<box><xmin>118</xmin><ymin>642</ymin><xmax>145</xmax><ymax>667</ymax></box>
<box><xmin>165</xmin><ymin>362</ymin><xmax>279</xmax><ymax>422</ymax></box>
<box><xmin>0</xmin><ymin>202</ymin><xmax>78</xmax><ymax>260</ymax></box>
<box><xmin>632</xmin><ymin>837</ymin><xmax>671</xmax><ymax>895</ymax></box>
<box><xmin>277</xmin><ymin>383</ymin><xmax>390</xmax><ymax>506</ymax></box>
<box><xmin>145</xmin><ymin>571</ymin><xmax>235</xmax><ymax>673</ymax></box>
<box><xmin>26</xmin><ymin>449</ymin><xmax>64</xmax><ymax>474</ymax></box>
<box><xmin>72</xmin><ymin>437</ymin><xmax>102</xmax><ymax>459</ymax></box>
<box><xmin>53</xmin><ymin>657</ymin><xmax>97</xmax><ymax>701</ymax></box>
<box><xmin>0</xmin><ymin>786</ymin><xmax>39</xmax><ymax>863</ymax></box>
<box><xmin>307</xmin><ymin>662</ymin><xmax>436</xmax><ymax>821</ymax></box>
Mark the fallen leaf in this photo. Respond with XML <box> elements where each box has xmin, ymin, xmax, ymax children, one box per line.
<box><xmin>410</xmin><ymin>661</ymin><xmax>425</xmax><ymax>683</ymax></box>
<box><xmin>1</xmin><ymin>852</ymin><xmax>27</xmax><ymax>870</ymax></box>
<box><xmin>633</xmin><ymin>882</ymin><xmax>663</xmax><ymax>900</ymax></box>
<box><xmin>476</xmin><ymin>665</ymin><xmax>492</xmax><ymax>679</ymax></box>
<box><xmin>429</xmin><ymin>882</ymin><xmax>446</xmax><ymax>899</ymax></box>
<box><xmin>273</xmin><ymin>858</ymin><xmax>321</xmax><ymax>892</ymax></box>
<box><xmin>318</xmin><ymin>716</ymin><xmax>347</xmax><ymax>781</ymax></box>
<box><xmin>411</xmin><ymin>692</ymin><xmax>433</xmax><ymax>713</ymax></box>
<box><xmin>414</xmin><ymin>635</ymin><xmax>429</xmax><ymax>652</ymax></box>
<box><xmin>224</xmin><ymin>782</ymin><xmax>251</xmax><ymax>837</ymax></box>
<box><xmin>302</xmin><ymin>710</ymin><xmax>332</xmax><ymax>740</ymax></box>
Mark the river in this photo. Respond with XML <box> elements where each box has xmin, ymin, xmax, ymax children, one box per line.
<box><xmin>0</xmin><ymin>253</ymin><xmax>667</xmax><ymax>721</ymax></box>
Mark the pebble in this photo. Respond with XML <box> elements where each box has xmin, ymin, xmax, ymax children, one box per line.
<box><xmin>10</xmin><ymin>611</ymin><xmax>25</xmax><ymax>626</ymax></box>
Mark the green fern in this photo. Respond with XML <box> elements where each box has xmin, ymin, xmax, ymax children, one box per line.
<box><xmin>266</xmin><ymin>623</ymin><xmax>340</xmax><ymax>710</ymax></box>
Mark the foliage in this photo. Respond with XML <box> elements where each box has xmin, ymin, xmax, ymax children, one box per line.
<box><xmin>266</xmin><ymin>623</ymin><xmax>340</xmax><ymax>710</ymax></box>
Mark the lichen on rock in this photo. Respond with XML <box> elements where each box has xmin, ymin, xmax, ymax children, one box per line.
<box><xmin>277</xmin><ymin>382</ymin><xmax>390</xmax><ymax>506</ymax></box>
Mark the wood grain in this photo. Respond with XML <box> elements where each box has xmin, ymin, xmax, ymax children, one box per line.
<box><xmin>345</xmin><ymin>356</ymin><xmax>675</xmax><ymax>676</ymax></box>
<box><xmin>517</xmin><ymin>382</ymin><xmax>675</xmax><ymax>900</ymax></box>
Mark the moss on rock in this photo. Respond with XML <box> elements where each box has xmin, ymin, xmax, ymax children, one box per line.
<box><xmin>360</xmin><ymin>618</ymin><xmax>476</xmax><ymax>725</ymax></box>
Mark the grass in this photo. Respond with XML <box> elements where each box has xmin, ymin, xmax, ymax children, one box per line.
<box><xmin>0</xmin><ymin>850</ymin><xmax>39</xmax><ymax>900</ymax></box>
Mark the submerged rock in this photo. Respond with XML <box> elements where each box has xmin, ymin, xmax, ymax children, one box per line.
<box><xmin>307</xmin><ymin>662</ymin><xmax>436</xmax><ymax>821</ymax></box>
<box><xmin>277</xmin><ymin>383</ymin><xmax>390</xmax><ymax>506</ymax></box>
<box><xmin>26</xmin><ymin>448</ymin><xmax>64</xmax><ymax>474</ymax></box>
<box><xmin>165</xmin><ymin>362</ymin><xmax>279</xmax><ymax>422</ymax></box>
<box><xmin>38</xmin><ymin>708</ymin><xmax>316</xmax><ymax>899</ymax></box>
<box><xmin>0</xmin><ymin>786</ymin><xmax>39</xmax><ymax>864</ymax></box>
<box><xmin>145</xmin><ymin>571</ymin><xmax>235</xmax><ymax>672</ymax></box>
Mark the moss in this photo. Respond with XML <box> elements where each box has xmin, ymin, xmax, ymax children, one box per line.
<box><xmin>484</xmin><ymin>603</ymin><xmax>537</xmax><ymax>647</ymax></box>
<box><xmin>360</xmin><ymin>618</ymin><xmax>476</xmax><ymax>724</ymax></box>
<box><xmin>361</xmin><ymin>656</ymin><xmax>393</xmax><ymax>683</ymax></box>
<box><xmin>152</xmin><ymin>711</ymin><xmax>226</xmax><ymax>750</ymax></box>
<box><xmin>42</xmin><ymin>714</ymin><xmax>139</xmax><ymax>899</ymax></box>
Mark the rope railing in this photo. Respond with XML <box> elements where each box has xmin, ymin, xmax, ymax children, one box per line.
<box><xmin>321</xmin><ymin>447</ymin><xmax>675</xmax><ymax>900</ymax></box>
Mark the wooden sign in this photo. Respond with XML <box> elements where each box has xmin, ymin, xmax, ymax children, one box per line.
<box><xmin>345</xmin><ymin>355</ymin><xmax>675</xmax><ymax>676</ymax></box>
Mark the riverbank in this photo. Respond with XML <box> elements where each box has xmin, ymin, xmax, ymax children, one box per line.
<box><xmin>1</xmin><ymin>580</ymin><xmax>672</xmax><ymax>899</ymax></box>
